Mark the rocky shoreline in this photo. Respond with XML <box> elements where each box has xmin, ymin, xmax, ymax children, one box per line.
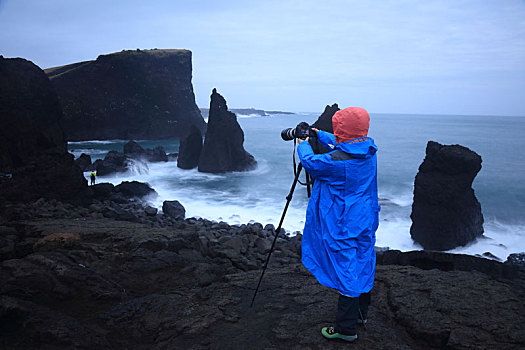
<box><xmin>1</xmin><ymin>194</ymin><xmax>524</xmax><ymax>349</ymax></box>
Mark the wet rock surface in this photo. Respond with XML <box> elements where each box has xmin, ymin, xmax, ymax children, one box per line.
<box><xmin>0</xmin><ymin>199</ymin><xmax>523</xmax><ymax>349</ymax></box>
<box><xmin>94</xmin><ymin>141</ymin><xmax>169</xmax><ymax>176</ymax></box>
<box><xmin>198</xmin><ymin>89</ymin><xmax>257</xmax><ymax>173</ymax></box>
<box><xmin>177</xmin><ymin>125</ymin><xmax>203</xmax><ymax>169</ymax></box>
<box><xmin>411</xmin><ymin>141</ymin><xmax>484</xmax><ymax>250</ymax></box>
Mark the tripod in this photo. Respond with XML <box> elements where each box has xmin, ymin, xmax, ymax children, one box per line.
<box><xmin>250</xmin><ymin>162</ymin><xmax>308</xmax><ymax>307</ymax></box>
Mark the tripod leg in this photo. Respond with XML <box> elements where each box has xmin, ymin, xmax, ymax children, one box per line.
<box><xmin>250</xmin><ymin>163</ymin><xmax>304</xmax><ymax>307</ymax></box>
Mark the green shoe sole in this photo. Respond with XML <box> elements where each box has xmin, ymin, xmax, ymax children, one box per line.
<box><xmin>321</xmin><ymin>327</ymin><xmax>358</xmax><ymax>342</ymax></box>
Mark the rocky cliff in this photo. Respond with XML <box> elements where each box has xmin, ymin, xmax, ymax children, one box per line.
<box><xmin>198</xmin><ymin>89</ymin><xmax>257</xmax><ymax>173</ymax></box>
<box><xmin>46</xmin><ymin>49</ymin><xmax>206</xmax><ymax>141</ymax></box>
<box><xmin>0</xmin><ymin>57</ymin><xmax>87</xmax><ymax>201</ymax></box>
<box><xmin>0</xmin><ymin>197</ymin><xmax>523</xmax><ymax>349</ymax></box>
<box><xmin>410</xmin><ymin>141</ymin><xmax>484</xmax><ymax>250</ymax></box>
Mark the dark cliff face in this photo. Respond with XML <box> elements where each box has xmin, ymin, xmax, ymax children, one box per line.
<box><xmin>198</xmin><ymin>89</ymin><xmax>256</xmax><ymax>173</ymax></box>
<box><xmin>0</xmin><ymin>57</ymin><xmax>87</xmax><ymax>201</ymax></box>
<box><xmin>410</xmin><ymin>141</ymin><xmax>484</xmax><ymax>250</ymax></box>
<box><xmin>46</xmin><ymin>49</ymin><xmax>206</xmax><ymax>141</ymax></box>
<box><xmin>0</xmin><ymin>57</ymin><xmax>66</xmax><ymax>171</ymax></box>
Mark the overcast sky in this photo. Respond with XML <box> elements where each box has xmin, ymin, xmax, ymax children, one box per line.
<box><xmin>1</xmin><ymin>0</ymin><xmax>524</xmax><ymax>116</ymax></box>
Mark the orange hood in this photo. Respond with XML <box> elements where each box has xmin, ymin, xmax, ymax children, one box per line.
<box><xmin>332</xmin><ymin>107</ymin><xmax>370</xmax><ymax>143</ymax></box>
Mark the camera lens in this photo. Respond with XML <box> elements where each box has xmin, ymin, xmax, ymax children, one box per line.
<box><xmin>281</xmin><ymin>128</ymin><xmax>296</xmax><ymax>141</ymax></box>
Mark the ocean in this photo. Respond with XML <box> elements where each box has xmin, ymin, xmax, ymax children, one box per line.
<box><xmin>68</xmin><ymin>112</ymin><xmax>525</xmax><ymax>260</ymax></box>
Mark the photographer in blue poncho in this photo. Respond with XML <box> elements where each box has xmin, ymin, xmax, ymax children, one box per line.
<box><xmin>297</xmin><ymin>107</ymin><xmax>380</xmax><ymax>342</ymax></box>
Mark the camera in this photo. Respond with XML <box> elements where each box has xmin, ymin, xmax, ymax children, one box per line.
<box><xmin>281</xmin><ymin>122</ymin><xmax>315</xmax><ymax>141</ymax></box>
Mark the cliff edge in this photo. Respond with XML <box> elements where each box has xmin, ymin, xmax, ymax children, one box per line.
<box><xmin>46</xmin><ymin>49</ymin><xmax>206</xmax><ymax>141</ymax></box>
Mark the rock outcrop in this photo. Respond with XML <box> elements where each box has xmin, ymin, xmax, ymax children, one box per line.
<box><xmin>312</xmin><ymin>103</ymin><xmax>339</xmax><ymax>133</ymax></box>
<box><xmin>94</xmin><ymin>141</ymin><xmax>168</xmax><ymax>176</ymax></box>
<box><xmin>46</xmin><ymin>49</ymin><xmax>206</xmax><ymax>141</ymax></box>
<box><xmin>310</xmin><ymin>103</ymin><xmax>339</xmax><ymax>154</ymax></box>
<box><xmin>198</xmin><ymin>89</ymin><xmax>257</xmax><ymax>173</ymax></box>
<box><xmin>123</xmin><ymin>140</ymin><xmax>168</xmax><ymax>162</ymax></box>
<box><xmin>410</xmin><ymin>141</ymin><xmax>484</xmax><ymax>250</ymax></box>
<box><xmin>0</xmin><ymin>198</ymin><xmax>523</xmax><ymax>349</ymax></box>
<box><xmin>0</xmin><ymin>57</ymin><xmax>87</xmax><ymax>202</ymax></box>
<box><xmin>177</xmin><ymin>125</ymin><xmax>202</xmax><ymax>169</ymax></box>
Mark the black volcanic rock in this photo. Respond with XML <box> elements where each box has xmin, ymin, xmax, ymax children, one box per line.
<box><xmin>310</xmin><ymin>103</ymin><xmax>339</xmax><ymax>154</ymax></box>
<box><xmin>115</xmin><ymin>181</ymin><xmax>156</xmax><ymax>198</ymax></box>
<box><xmin>198</xmin><ymin>89</ymin><xmax>256</xmax><ymax>173</ymax></box>
<box><xmin>177</xmin><ymin>125</ymin><xmax>202</xmax><ymax>169</ymax></box>
<box><xmin>0</xmin><ymin>57</ymin><xmax>87</xmax><ymax>202</ymax></box>
<box><xmin>96</xmin><ymin>151</ymin><xmax>129</xmax><ymax>176</ymax></box>
<box><xmin>0</xmin><ymin>57</ymin><xmax>66</xmax><ymax>171</ymax></box>
<box><xmin>410</xmin><ymin>141</ymin><xmax>484</xmax><ymax>250</ymax></box>
<box><xmin>311</xmin><ymin>103</ymin><xmax>339</xmax><ymax>133</ymax></box>
<box><xmin>46</xmin><ymin>49</ymin><xmax>206</xmax><ymax>141</ymax></box>
<box><xmin>162</xmin><ymin>200</ymin><xmax>185</xmax><ymax>220</ymax></box>
<box><xmin>123</xmin><ymin>140</ymin><xmax>144</xmax><ymax>155</ymax></box>
<box><xmin>75</xmin><ymin>153</ymin><xmax>92</xmax><ymax>172</ymax></box>
<box><xmin>123</xmin><ymin>140</ymin><xmax>168</xmax><ymax>162</ymax></box>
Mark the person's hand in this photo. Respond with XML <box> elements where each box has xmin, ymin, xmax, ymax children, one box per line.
<box><xmin>297</xmin><ymin>137</ymin><xmax>309</xmax><ymax>144</ymax></box>
<box><xmin>312</xmin><ymin>128</ymin><xmax>319</xmax><ymax>133</ymax></box>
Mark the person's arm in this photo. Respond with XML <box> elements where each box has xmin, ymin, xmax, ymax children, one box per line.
<box><xmin>315</xmin><ymin>129</ymin><xmax>337</xmax><ymax>150</ymax></box>
<box><xmin>297</xmin><ymin>138</ymin><xmax>340</xmax><ymax>182</ymax></box>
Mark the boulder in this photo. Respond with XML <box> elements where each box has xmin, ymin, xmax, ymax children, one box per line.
<box><xmin>410</xmin><ymin>141</ymin><xmax>484</xmax><ymax>250</ymax></box>
<box><xmin>162</xmin><ymin>200</ymin><xmax>185</xmax><ymax>220</ymax></box>
<box><xmin>177</xmin><ymin>125</ymin><xmax>202</xmax><ymax>169</ymax></box>
<box><xmin>74</xmin><ymin>153</ymin><xmax>92</xmax><ymax>172</ymax></box>
<box><xmin>505</xmin><ymin>252</ymin><xmax>525</xmax><ymax>268</ymax></box>
<box><xmin>144</xmin><ymin>146</ymin><xmax>168</xmax><ymax>162</ymax></box>
<box><xmin>123</xmin><ymin>141</ymin><xmax>167</xmax><ymax>163</ymax></box>
<box><xmin>123</xmin><ymin>140</ymin><xmax>144</xmax><ymax>155</ymax></box>
<box><xmin>96</xmin><ymin>151</ymin><xmax>129</xmax><ymax>176</ymax></box>
<box><xmin>115</xmin><ymin>181</ymin><xmax>156</xmax><ymax>198</ymax></box>
<box><xmin>90</xmin><ymin>183</ymin><xmax>115</xmax><ymax>200</ymax></box>
<box><xmin>46</xmin><ymin>49</ymin><xmax>206</xmax><ymax>141</ymax></box>
<box><xmin>198</xmin><ymin>89</ymin><xmax>257</xmax><ymax>173</ymax></box>
<box><xmin>144</xmin><ymin>206</ymin><xmax>158</xmax><ymax>216</ymax></box>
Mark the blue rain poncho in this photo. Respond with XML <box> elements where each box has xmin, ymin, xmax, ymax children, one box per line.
<box><xmin>297</xmin><ymin>130</ymin><xmax>380</xmax><ymax>297</ymax></box>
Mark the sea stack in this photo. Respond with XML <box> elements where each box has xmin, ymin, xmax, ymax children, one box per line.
<box><xmin>410</xmin><ymin>141</ymin><xmax>484</xmax><ymax>250</ymax></box>
<box><xmin>177</xmin><ymin>125</ymin><xmax>202</xmax><ymax>169</ymax></box>
<box><xmin>46</xmin><ymin>49</ymin><xmax>206</xmax><ymax>141</ymax></box>
<box><xmin>310</xmin><ymin>103</ymin><xmax>340</xmax><ymax>154</ymax></box>
<box><xmin>0</xmin><ymin>57</ymin><xmax>87</xmax><ymax>201</ymax></box>
<box><xmin>198</xmin><ymin>89</ymin><xmax>256</xmax><ymax>173</ymax></box>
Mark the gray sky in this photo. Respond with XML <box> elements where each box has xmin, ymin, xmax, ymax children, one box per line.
<box><xmin>1</xmin><ymin>0</ymin><xmax>524</xmax><ymax>116</ymax></box>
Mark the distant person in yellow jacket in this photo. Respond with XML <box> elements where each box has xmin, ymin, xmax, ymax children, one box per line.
<box><xmin>90</xmin><ymin>171</ymin><xmax>96</xmax><ymax>186</ymax></box>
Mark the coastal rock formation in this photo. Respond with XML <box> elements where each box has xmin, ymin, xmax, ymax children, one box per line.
<box><xmin>114</xmin><ymin>181</ymin><xmax>156</xmax><ymax>199</ymax></box>
<box><xmin>123</xmin><ymin>140</ymin><xmax>168</xmax><ymax>162</ymax></box>
<box><xmin>198</xmin><ymin>89</ymin><xmax>257</xmax><ymax>173</ymax></box>
<box><xmin>0</xmin><ymin>198</ymin><xmax>523</xmax><ymax>349</ymax></box>
<box><xmin>96</xmin><ymin>151</ymin><xmax>130</xmax><ymax>176</ymax></box>
<box><xmin>0</xmin><ymin>57</ymin><xmax>87</xmax><ymax>202</ymax></box>
<box><xmin>75</xmin><ymin>153</ymin><xmax>92</xmax><ymax>172</ymax></box>
<box><xmin>312</xmin><ymin>103</ymin><xmax>339</xmax><ymax>133</ymax></box>
<box><xmin>410</xmin><ymin>141</ymin><xmax>484</xmax><ymax>250</ymax></box>
<box><xmin>177</xmin><ymin>125</ymin><xmax>202</xmax><ymax>169</ymax></box>
<box><xmin>162</xmin><ymin>200</ymin><xmax>185</xmax><ymax>220</ymax></box>
<box><xmin>310</xmin><ymin>103</ymin><xmax>339</xmax><ymax>154</ymax></box>
<box><xmin>46</xmin><ymin>49</ymin><xmax>206</xmax><ymax>141</ymax></box>
<box><xmin>95</xmin><ymin>141</ymin><xmax>169</xmax><ymax>176</ymax></box>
